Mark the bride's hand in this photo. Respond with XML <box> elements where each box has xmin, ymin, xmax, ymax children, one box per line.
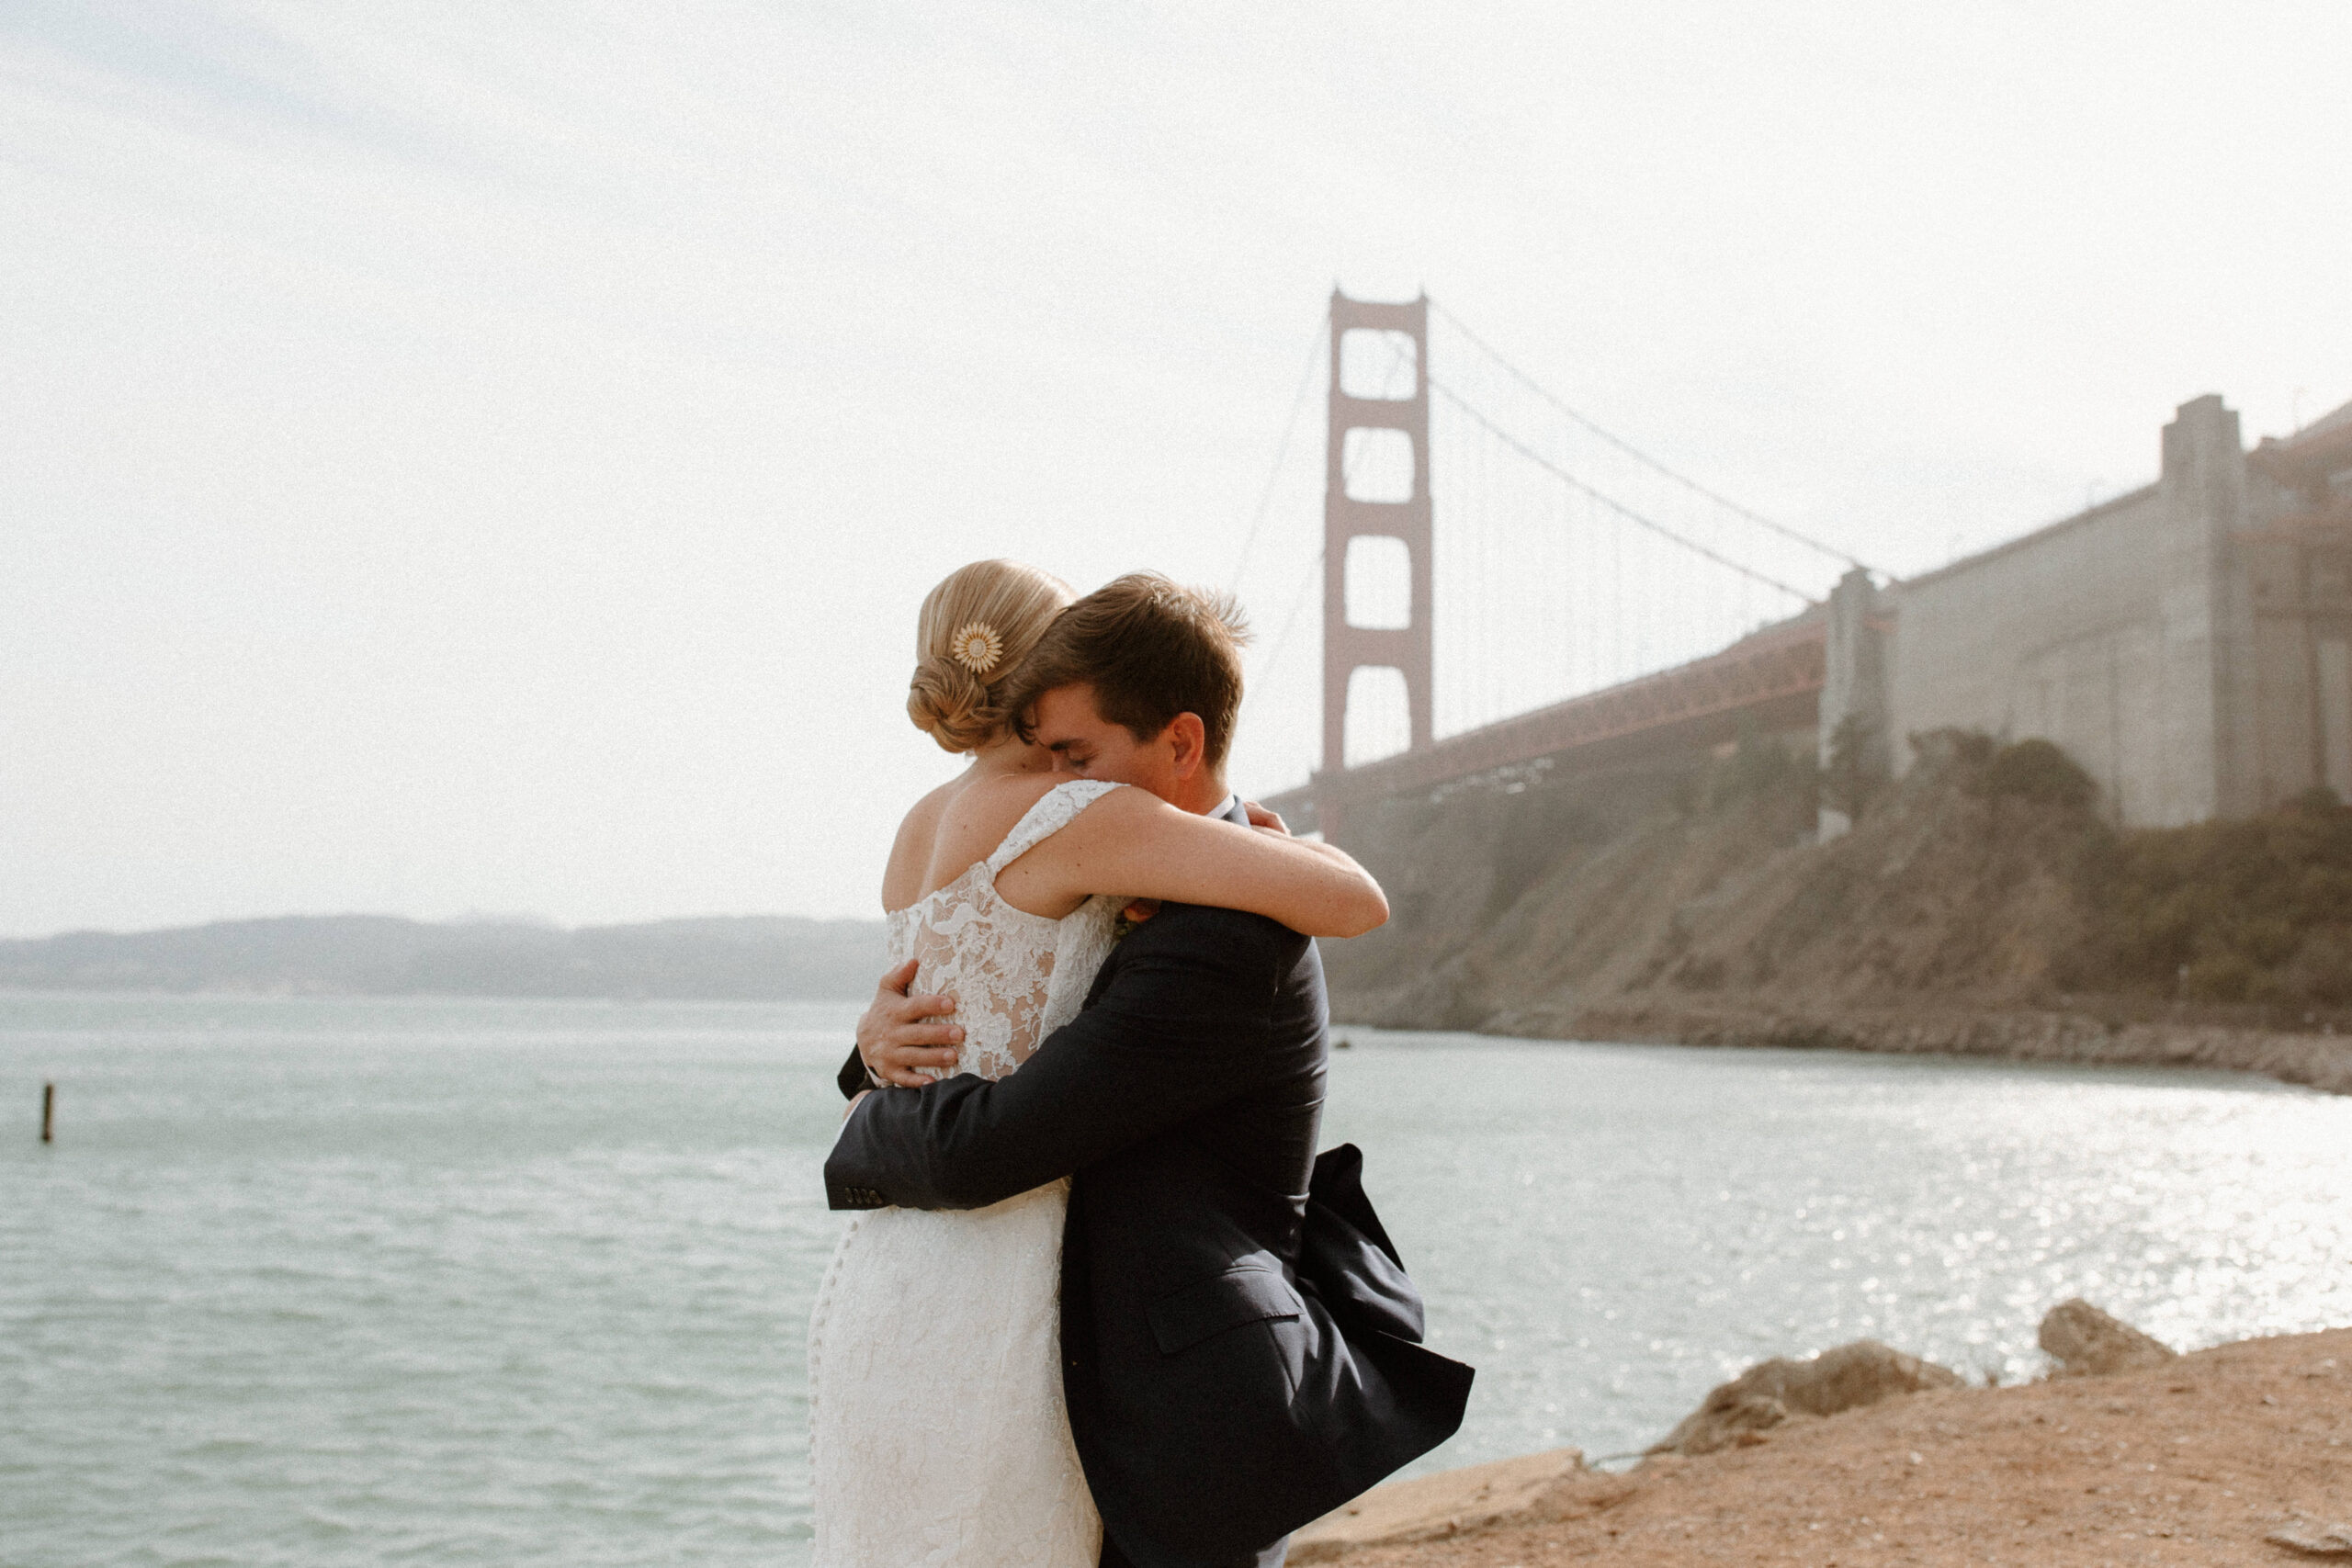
<box><xmin>1244</xmin><ymin>801</ymin><xmax>1289</xmax><ymax>836</ymax></box>
<box><xmin>857</xmin><ymin>959</ymin><xmax>965</xmax><ymax>1088</ymax></box>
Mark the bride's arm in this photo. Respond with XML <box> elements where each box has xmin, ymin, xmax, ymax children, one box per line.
<box><xmin>1019</xmin><ymin>786</ymin><xmax>1387</xmax><ymax>938</ymax></box>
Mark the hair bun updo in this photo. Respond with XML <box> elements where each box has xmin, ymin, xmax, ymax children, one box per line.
<box><xmin>905</xmin><ymin>560</ymin><xmax>1077</xmax><ymax>753</ymax></box>
<box><xmin>905</xmin><ymin>654</ymin><xmax>999</xmax><ymax>754</ymax></box>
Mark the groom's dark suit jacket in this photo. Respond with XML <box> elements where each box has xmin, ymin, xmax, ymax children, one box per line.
<box><xmin>826</xmin><ymin>811</ymin><xmax>1472</xmax><ymax>1568</ymax></box>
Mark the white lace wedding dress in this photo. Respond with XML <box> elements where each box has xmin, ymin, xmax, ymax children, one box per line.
<box><xmin>807</xmin><ymin>779</ymin><xmax>1125</xmax><ymax>1567</ymax></box>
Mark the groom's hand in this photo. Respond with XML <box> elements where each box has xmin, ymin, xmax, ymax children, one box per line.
<box><xmin>856</xmin><ymin>959</ymin><xmax>964</xmax><ymax>1088</ymax></box>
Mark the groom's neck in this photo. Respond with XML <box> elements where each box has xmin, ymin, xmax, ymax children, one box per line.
<box><xmin>1166</xmin><ymin>769</ymin><xmax>1231</xmax><ymax>818</ymax></box>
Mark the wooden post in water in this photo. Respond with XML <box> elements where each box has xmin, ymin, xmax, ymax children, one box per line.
<box><xmin>40</xmin><ymin>1082</ymin><xmax>53</xmax><ymax>1144</ymax></box>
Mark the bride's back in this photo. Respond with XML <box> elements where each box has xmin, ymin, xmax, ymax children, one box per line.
<box><xmin>808</xmin><ymin>558</ymin><xmax>1106</xmax><ymax>1568</ymax></box>
<box><xmin>881</xmin><ymin>771</ymin><xmax>1122</xmax><ymax>1082</ymax></box>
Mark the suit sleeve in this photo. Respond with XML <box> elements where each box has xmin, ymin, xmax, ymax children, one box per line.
<box><xmin>824</xmin><ymin>909</ymin><xmax>1292</xmax><ymax>1211</ymax></box>
<box><xmin>836</xmin><ymin>1045</ymin><xmax>867</xmax><ymax>1100</ymax></box>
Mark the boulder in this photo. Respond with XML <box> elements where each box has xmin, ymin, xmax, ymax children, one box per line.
<box><xmin>1649</xmin><ymin>1340</ymin><xmax>1963</xmax><ymax>1456</ymax></box>
<box><xmin>2038</xmin><ymin>1298</ymin><xmax>2177</xmax><ymax>1376</ymax></box>
<box><xmin>2267</xmin><ymin>1517</ymin><xmax>2352</xmax><ymax>1557</ymax></box>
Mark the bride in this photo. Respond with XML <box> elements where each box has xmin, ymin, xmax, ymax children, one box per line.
<box><xmin>806</xmin><ymin>559</ymin><xmax>1386</xmax><ymax>1566</ymax></box>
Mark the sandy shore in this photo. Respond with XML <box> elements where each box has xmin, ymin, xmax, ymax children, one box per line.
<box><xmin>1293</xmin><ymin>1328</ymin><xmax>2351</xmax><ymax>1566</ymax></box>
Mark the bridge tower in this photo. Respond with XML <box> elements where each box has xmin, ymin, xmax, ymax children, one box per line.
<box><xmin>1321</xmin><ymin>290</ymin><xmax>1433</xmax><ymax>786</ymax></box>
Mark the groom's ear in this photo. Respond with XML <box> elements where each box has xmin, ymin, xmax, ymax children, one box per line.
<box><xmin>1165</xmin><ymin>712</ymin><xmax>1208</xmax><ymax>780</ymax></box>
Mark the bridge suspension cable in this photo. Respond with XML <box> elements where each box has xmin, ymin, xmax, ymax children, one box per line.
<box><xmin>1430</xmin><ymin>299</ymin><xmax>1873</xmax><ymax>575</ymax></box>
<box><xmin>1427</xmin><ymin>378</ymin><xmax>1814</xmax><ymax>603</ymax></box>
<box><xmin>1227</xmin><ymin>315</ymin><xmax>1329</xmax><ymax>593</ymax></box>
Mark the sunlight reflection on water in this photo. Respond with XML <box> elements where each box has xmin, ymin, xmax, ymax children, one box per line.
<box><xmin>1330</xmin><ymin>1027</ymin><xmax>2352</xmax><ymax>1471</ymax></box>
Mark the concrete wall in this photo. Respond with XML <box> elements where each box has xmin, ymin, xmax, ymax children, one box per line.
<box><xmin>1887</xmin><ymin>480</ymin><xmax>2187</xmax><ymax>823</ymax></box>
<box><xmin>2165</xmin><ymin>397</ymin><xmax>2253</xmax><ymax>818</ymax></box>
<box><xmin>1885</xmin><ymin>397</ymin><xmax>2250</xmax><ymax>826</ymax></box>
<box><xmin>1816</xmin><ymin>567</ymin><xmax>1890</xmax><ymax>838</ymax></box>
<box><xmin>2240</xmin><ymin>408</ymin><xmax>2352</xmax><ymax>810</ymax></box>
<box><xmin>1884</xmin><ymin>393</ymin><xmax>2352</xmax><ymax>826</ymax></box>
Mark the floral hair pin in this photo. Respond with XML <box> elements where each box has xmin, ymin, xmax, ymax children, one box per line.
<box><xmin>949</xmin><ymin>622</ymin><xmax>1005</xmax><ymax>676</ymax></box>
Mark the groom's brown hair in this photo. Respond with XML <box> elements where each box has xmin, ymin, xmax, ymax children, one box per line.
<box><xmin>1009</xmin><ymin>573</ymin><xmax>1251</xmax><ymax>766</ymax></box>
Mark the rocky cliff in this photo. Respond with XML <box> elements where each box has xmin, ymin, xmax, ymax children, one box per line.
<box><xmin>1322</xmin><ymin>730</ymin><xmax>2352</xmax><ymax>1091</ymax></box>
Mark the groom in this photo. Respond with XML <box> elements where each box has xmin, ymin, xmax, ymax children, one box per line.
<box><xmin>828</xmin><ymin>573</ymin><xmax>1472</xmax><ymax>1568</ymax></box>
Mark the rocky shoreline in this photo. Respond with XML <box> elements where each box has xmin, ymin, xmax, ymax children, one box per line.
<box><xmin>1436</xmin><ymin>998</ymin><xmax>2352</xmax><ymax>1096</ymax></box>
<box><xmin>1321</xmin><ymin>736</ymin><xmax>2352</xmax><ymax>1100</ymax></box>
<box><xmin>1294</xmin><ymin>1309</ymin><xmax>2352</xmax><ymax>1566</ymax></box>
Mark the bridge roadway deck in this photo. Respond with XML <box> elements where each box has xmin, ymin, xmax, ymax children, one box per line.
<box><xmin>1264</xmin><ymin>615</ymin><xmax>1826</xmax><ymax>837</ymax></box>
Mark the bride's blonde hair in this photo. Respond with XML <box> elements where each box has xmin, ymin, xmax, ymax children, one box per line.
<box><xmin>908</xmin><ymin>559</ymin><xmax>1077</xmax><ymax>752</ymax></box>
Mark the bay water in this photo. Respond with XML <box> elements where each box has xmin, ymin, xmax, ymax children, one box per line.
<box><xmin>5</xmin><ymin>993</ymin><xmax>2348</xmax><ymax>1565</ymax></box>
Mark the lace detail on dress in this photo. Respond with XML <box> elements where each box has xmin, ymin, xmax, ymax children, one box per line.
<box><xmin>884</xmin><ymin>778</ymin><xmax>1123</xmax><ymax>1082</ymax></box>
<box><xmin>808</xmin><ymin>777</ymin><xmax>1128</xmax><ymax>1568</ymax></box>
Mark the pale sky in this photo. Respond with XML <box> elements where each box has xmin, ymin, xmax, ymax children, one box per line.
<box><xmin>5</xmin><ymin>0</ymin><xmax>2347</xmax><ymax>935</ymax></box>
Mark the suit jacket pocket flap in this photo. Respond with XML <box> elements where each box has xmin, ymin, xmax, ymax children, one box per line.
<box><xmin>1148</xmin><ymin>1262</ymin><xmax>1305</xmax><ymax>1355</ymax></box>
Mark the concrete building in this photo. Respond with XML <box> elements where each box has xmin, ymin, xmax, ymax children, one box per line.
<box><xmin>1879</xmin><ymin>395</ymin><xmax>2352</xmax><ymax>824</ymax></box>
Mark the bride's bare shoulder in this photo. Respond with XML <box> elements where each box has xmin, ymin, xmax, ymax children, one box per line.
<box><xmin>883</xmin><ymin>772</ymin><xmax>1068</xmax><ymax>911</ymax></box>
<box><xmin>933</xmin><ymin>771</ymin><xmax>1067</xmax><ymax>852</ymax></box>
<box><xmin>881</xmin><ymin>780</ymin><xmax>959</xmax><ymax>912</ymax></box>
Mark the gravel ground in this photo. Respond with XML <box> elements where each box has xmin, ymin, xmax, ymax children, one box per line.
<box><xmin>1321</xmin><ymin>1328</ymin><xmax>2351</xmax><ymax>1567</ymax></box>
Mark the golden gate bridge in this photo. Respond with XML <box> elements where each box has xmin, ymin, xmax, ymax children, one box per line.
<box><xmin>1245</xmin><ymin>290</ymin><xmax>1883</xmax><ymax>840</ymax></box>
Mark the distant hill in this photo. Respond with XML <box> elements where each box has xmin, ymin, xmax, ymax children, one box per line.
<box><xmin>0</xmin><ymin>914</ymin><xmax>889</xmax><ymax>1000</ymax></box>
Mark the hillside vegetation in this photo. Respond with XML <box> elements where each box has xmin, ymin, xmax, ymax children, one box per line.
<box><xmin>1322</xmin><ymin>728</ymin><xmax>2352</xmax><ymax>1051</ymax></box>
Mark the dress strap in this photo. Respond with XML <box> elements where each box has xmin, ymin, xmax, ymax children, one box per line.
<box><xmin>985</xmin><ymin>779</ymin><xmax>1125</xmax><ymax>873</ymax></box>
